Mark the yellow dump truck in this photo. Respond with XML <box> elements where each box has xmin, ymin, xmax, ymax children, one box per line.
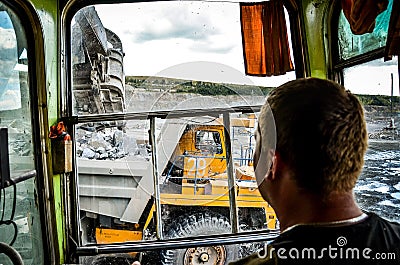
<box><xmin>77</xmin><ymin>117</ymin><xmax>276</xmax><ymax>264</ymax></box>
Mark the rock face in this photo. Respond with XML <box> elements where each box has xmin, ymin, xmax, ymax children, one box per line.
<box><xmin>124</xmin><ymin>86</ymin><xmax>267</xmax><ymax>112</ymax></box>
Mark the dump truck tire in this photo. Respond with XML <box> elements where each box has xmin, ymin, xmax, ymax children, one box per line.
<box><xmin>162</xmin><ymin>212</ymin><xmax>237</xmax><ymax>265</ymax></box>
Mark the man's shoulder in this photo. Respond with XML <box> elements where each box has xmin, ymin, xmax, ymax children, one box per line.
<box><xmin>280</xmin><ymin>212</ymin><xmax>399</xmax><ymax>235</ymax></box>
<box><xmin>366</xmin><ymin>212</ymin><xmax>400</xmax><ymax>229</ymax></box>
<box><xmin>229</xmin><ymin>213</ymin><xmax>400</xmax><ymax>265</ymax></box>
<box><xmin>271</xmin><ymin>212</ymin><xmax>400</xmax><ymax>259</ymax></box>
<box><xmin>363</xmin><ymin>212</ymin><xmax>400</xmax><ymax>243</ymax></box>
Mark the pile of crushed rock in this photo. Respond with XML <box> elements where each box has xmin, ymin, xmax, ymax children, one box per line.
<box><xmin>76</xmin><ymin>123</ymin><xmax>150</xmax><ymax>160</ymax></box>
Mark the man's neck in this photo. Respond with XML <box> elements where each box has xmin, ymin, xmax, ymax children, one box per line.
<box><xmin>277</xmin><ymin>190</ymin><xmax>363</xmax><ymax>232</ymax></box>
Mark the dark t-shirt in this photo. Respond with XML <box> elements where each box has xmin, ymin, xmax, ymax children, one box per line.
<box><xmin>230</xmin><ymin>213</ymin><xmax>400</xmax><ymax>265</ymax></box>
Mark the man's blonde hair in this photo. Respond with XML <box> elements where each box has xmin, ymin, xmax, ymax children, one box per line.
<box><xmin>264</xmin><ymin>78</ymin><xmax>368</xmax><ymax>195</ymax></box>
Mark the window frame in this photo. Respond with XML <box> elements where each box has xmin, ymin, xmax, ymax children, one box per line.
<box><xmin>0</xmin><ymin>0</ymin><xmax>55</xmax><ymax>263</ymax></box>
<box><xmin>62</xmin><ymin>0</ymin><xmax>305</xmax><ymax>257</ymax></box>
<box><xmin>329</xmin><ymin>0</ymin><xmax>397</xmax><ymax>82</ymax></box>
<box><xmin>195</xmin><ymin>130</ymin><xmax>223</xmax><ymax>154</ymax></box>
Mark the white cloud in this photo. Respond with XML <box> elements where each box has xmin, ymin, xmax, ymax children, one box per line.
<box><xmin>343</xmin><ymin>57</ymin><xmax>399</xmax><ymax>96</ymax></box>
<box><xmin>83</xmin><ymin>1</ymin><xmax>295</xmax><ymax>87</ymax></box>
<box><xmin>95</xmin><ymin>2</ymin><xmax>242</xmax><ymax>75</ymax></box>
<box><xmin>0</xmin><ymin>27</ymin><xmax>17</xmax><ymax>50</ymax></box>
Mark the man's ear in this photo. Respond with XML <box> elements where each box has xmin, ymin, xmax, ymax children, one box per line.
<box><xmin>266</xmin><ymin>151</ymin><xmax>281</xmax><ymax>181</ymax></box>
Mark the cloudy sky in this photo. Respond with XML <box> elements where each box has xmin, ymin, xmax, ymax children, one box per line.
<box><xmin>343</xmin><ymin>57</ymin><xmax>399</xmax><ymax>96</ymax></box>
<box><xmin>94</xmin><ymin>1</ymin><xmax>295</xmax><ymax>88</ymax></box>
<box><xmin>91</xmin><ymin>1</ymin><xmax>398</xmax><ymax>95</ymax></box>
<box><xmin>0</xmin><ymin>11</ymin><xmax>22</xmax><ymax>110</ymax></box>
